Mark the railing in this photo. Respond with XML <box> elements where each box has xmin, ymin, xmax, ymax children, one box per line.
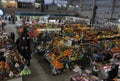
<box><xmin>2</xmin><ymin>8</ymin><xmax>41</xmax><ymax>14</ymax></box>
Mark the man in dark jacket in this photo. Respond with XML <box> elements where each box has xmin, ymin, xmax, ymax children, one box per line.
<box><xmin>10</xmin><ymin>32</ymin><xmax>15</xmax><ymax>42</ymax></box>
<box><xmin>19</xmin><ymin>46</ymin><xmax>25</xmax><ymax>58</ymax></box>
<box><xmin>15</xmin><ymin>37</ymin><xmax>22</xmax><ymax>53</ymax></box>
<box><xmin>24</xmin><ymin>46</ymin><xmax>31</xmax><ymax>66</ymax></box>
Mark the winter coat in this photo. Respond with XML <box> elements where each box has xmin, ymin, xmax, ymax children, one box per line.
<box><xmin>19</xmin><ymin>48</ymin><xmax>25</xmax><ymax>57</ymax></box>
<box><xmin>24</xmin><ymin>49</ymin><xmax>31</xmax><ymax>59</ymax></box>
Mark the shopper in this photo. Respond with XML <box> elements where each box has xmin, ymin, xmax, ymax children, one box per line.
<box><xmin>15</xmin><ymin>37</ymin><xmax>22</xmax><ymax>53</ymax></box>
<box><xmin>24</xmin><ymin>46</ymin><xmax>31</xmax><ymax>66</ymax></box>
<box><xmin>10</xmin><ymin>32</ymin><xmax>15</xmax><ymax>42</ymax></box>
<box><xmin>8</xmin><ymin>17</ymin><xmax>11</xmax><ymax>24</ymax></box>
<box><xmin>80</xmin><ymin>52</ymin><xmax>90</xmax><ymax>69</ymax></box>
<box><xmin>25</xmin><ymin>36</ymin><xmax>31</xmax><ymax>49</ymax></box>
<box><xmin>19</xmin><ymin>46</ymin><xmax>25</xmax><ymax>58</ymax></box>
<box><xmin>23</xmin><ymin>26</ymin><xmax>28</xmax><ymax>35</ymax></box>
<box><xmin>63</xmin><ymin>55</ymin><xmax>75</xmax><ymax>70</ymax></box>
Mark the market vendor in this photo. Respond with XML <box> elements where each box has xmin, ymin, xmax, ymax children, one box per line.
<box><xmin>63</xmin><ymin>56</ymin><xmax>74</xmax><ymax>70</ymax></box>
<box><xmin>24</xmin><ymin>46</ymin><xmax>31</xmax><ymax>66</ymax></box>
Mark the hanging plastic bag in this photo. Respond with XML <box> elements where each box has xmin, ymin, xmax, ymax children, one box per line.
<box><xmin>20</xmin><ymin>65</ymin><xmax>31</xmax><ymax>76</ymax></box>
<box><xmin>65</xmin><ymin>63</ymin><xmax>69</xmax><ymax>69</ymax></box>
<box><xmin>9</xmin><ymin>71</ymin><xmax>14</xmax><ymax>78</ymax></box>
<box><xmin>15</xmin><ymin>63</ymin><xmax>20</xmax><ymax>68</ymax></box>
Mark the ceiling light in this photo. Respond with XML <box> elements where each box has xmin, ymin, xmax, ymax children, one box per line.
<box><xmin>57</xmin><ymin>4</ymin><xmax>61</xmax><ymax>7</ymax></box>
<box><xmin>118</xmin><ymin>19</ymin><xmax>120</xmax><ymax>22</ymax></box>
<box><xmin>69</xmin><ymin>5</ymin><xmax>72</xmax><ymax>7</ymax></box>
<box><xmin>76</xmin><ymin>5</ymin><xmax>79</xmax><ymax>8</ymax></box>
<box><xmin>63</xmin><ymin>5</ymin><xmax>67</xmax><ymax>7</ymax></box>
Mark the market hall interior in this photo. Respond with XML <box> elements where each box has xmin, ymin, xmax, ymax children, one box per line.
<box><xmin>0</xmin><ymin>0</ymin><xmax>120</xmax><ymax>81</ymax></box>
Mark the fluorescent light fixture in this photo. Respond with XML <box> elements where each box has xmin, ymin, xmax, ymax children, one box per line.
<box><xmin>76</xmin><ymin>5</ymin><xmax>79</xmax><ymax>8</ymax></box>
<box><xmin>69</xmin><ymin>5</ymin><xmax>72</xmax><ymax>7</ymax></box>
<box><xmin>63</xmin><ymin>5</ymin><xmax>66</xmax><ymax>7</ymax></box>
<box><xmin>9</xmin><ymin>1</ymin><xmax>16</xmax><ymax>3</ymax></box>
<box><xmin>57</xmin><ymin>4</ymin><xmax>61</xmax><ymax>7</ymax></box>
<box><xmin>118</xmin><ymin>19</ymin><xmax>120</xmax><ymax>22</ymax></box>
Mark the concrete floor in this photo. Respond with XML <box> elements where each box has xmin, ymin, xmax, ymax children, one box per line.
<box><xmin>4</xmin><ymin>24</ymin><xmax>74</xmax><ymax>81</ymax></box>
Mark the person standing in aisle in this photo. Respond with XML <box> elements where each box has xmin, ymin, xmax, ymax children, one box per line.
<box><xmin>24</xmin><ymin>46</ymin><xmax>31</xmax><ymax>66</ymax></box>
<box><xmin>15</xmin><ymin>37</ymin><xmax>22</xmax><ymax>53</ymax></box>
<box><xmin>8</xmin><ymin>16</ymin><xmax>11</xmax><ymax>24</ymax></box>
<box><xmin>25</xmin><ymin>34</ymin><xmax>31</xmax><ymax>49</ymax></box>
<box><xmin>19</xmin><ymin>45</ymin><xmax>25</xmax><ymax>59</ymax></box>
<box><xmin>10</xmin><ymin>32</ymin><xmax>15</xmax><ymax>42</ymax></box>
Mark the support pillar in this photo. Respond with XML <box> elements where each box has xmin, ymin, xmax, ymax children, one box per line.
<box><xmin>110</xmin><ymin>0</ymin><xmax>115</xmax><ymax>19</ymax></box>
<box><xmin>80</xmin><ymin>0</ymin><xmax>83</xmax><ymax>11</ymax></box>
<box><xmin>91</xmin><ymin>0</ymin><xmax>97</xmax><ymax>25</ymax></box>
<box><xmin>41</xmin><ymin>0</ymin><xmax>45</xmax><ymax>12</ymax></box>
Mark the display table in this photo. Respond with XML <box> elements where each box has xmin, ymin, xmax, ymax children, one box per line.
<box><xmin>7</xmin><ymin>77</ymin><xmax>22</xmax><ymax>81</ymax></box>
<box><xmin>70</xmin><ymin>73</ymin><xmax>96</xmax><ymax>81</ymax></box>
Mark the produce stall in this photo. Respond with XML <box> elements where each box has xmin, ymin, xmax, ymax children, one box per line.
<box><xmin>28</xmin><ymin>22</ymin><xmax>120</xmax><ymax>76</ymax></box>
<box><xmin>15</xmin><ymin>19</ymin><xmax>120</xmax><ymax>81</ymax></box>
<box><xmin>70</xmin><ymin>73</ymin><xmax>97</xmax><ymax>81</ymax></box>
<box><xmin>0</xmin><ymin>31</ymin><xmax>31</xmax><ymax>80</ymax></box>
<box><xmin>18</xmin><ymin>20</ymin><xmax>120</xmax><ymax>79</ymax></box>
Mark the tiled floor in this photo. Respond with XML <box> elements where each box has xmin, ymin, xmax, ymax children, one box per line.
<box><xmin>4</xmin><ymin>24</ymin><xmax>74</xmax><ymax>81</ymax></box>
